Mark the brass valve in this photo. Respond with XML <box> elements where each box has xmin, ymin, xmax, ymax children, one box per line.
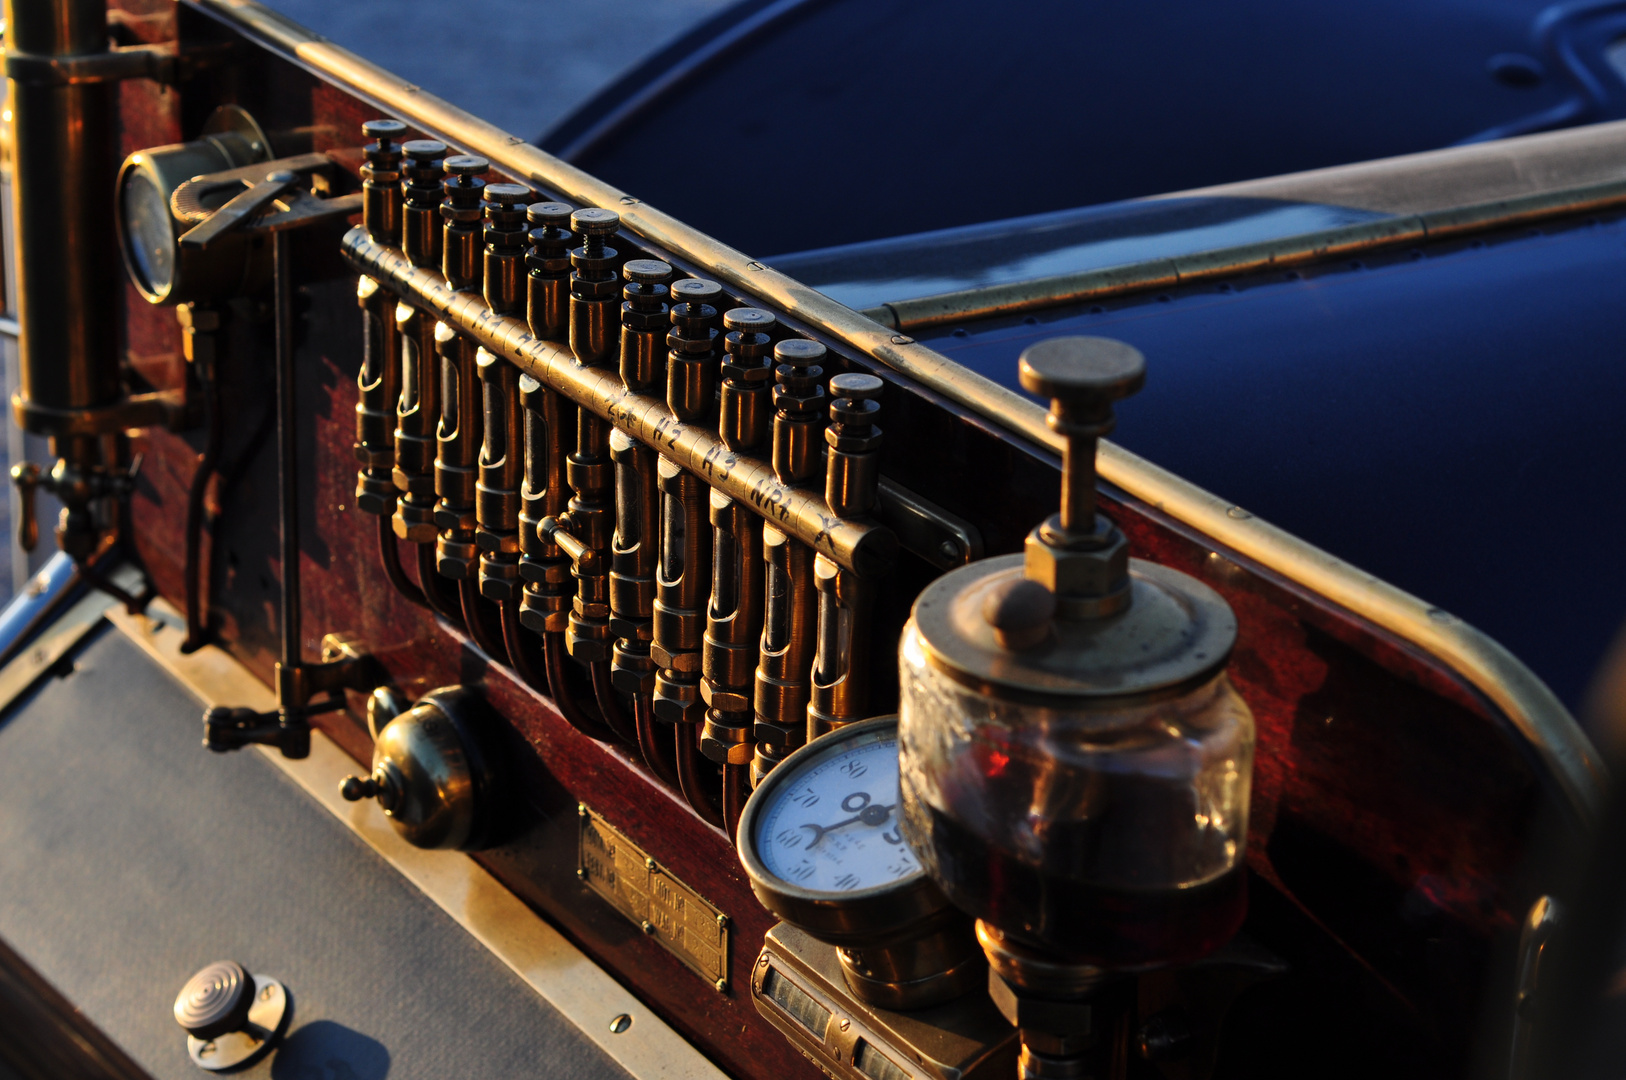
<box><xmin>526</xmin><ymin>201</ymin><xmax>574</xmax><ymax>342</ymax></box>
<box><xmin>666</xmin><ymin>277</ymin><xmax>723</xmax><ymax>422</ymax></box>
<box><xmin>482</xmin><ymin>182</ymin><xmax>531</xmax><ymax>317</ymax></box>
<box><xmin>720</xmin><ymin>308</ymin><xmax>776</xmax><ymax>452</ymax></box>
<box><xmin>440</xmin><ymin>154</ymin><xmax>487</xmax><ymax>293</ymax></box>
<box><xmin>651</xmin><ymin>457</ymin><xmax>712</xmax><ymax>725</ymax></box>
<box><xmin>391</xmin><ymin>300</ymin><xmax>441</xmax><ymax>543</ymax></box>
<box><xmin>476</xmin><ymin>346</ymin><xmax>522</xmax><ymax>600</ymax></box>
<box><xmin>771</xmin><ymin>339</ymin><xmax>826</xmax><ymax>487</ymax></box>
<box><xmin>11</xmin><ymin>456</ymin><xmax>138</xmax><ymax>558</ymax></box>
<box><xmin>518</xmin><ymin>373</ymin><xmax>573</xmax><ymax>633</ymax></box>
<box><xmin>701</xmin><ymin>489</ymin><xmax>763</xmax><ymax>765</ymax></box>
<box><xmin>560</xmin><ymin>405</ymin><xmax>615</xmax><ymax>663</ymax></box>
<box><xmin>569</xmin><ymin>207</ymin><xmax>621</xmax><ymax>366</ymax></box>
<box><xmin>400</xmin><ymin>140</ymin><xmax>447</xmax><ymax>269</ymax></box>
<box><xmin>354</xmin><ymin>277</ymin><xmax>401</xmax><ymax>517</ymax></box>
<box><xmin>609</xmin><ymin>426</ymin><xmax>659</xmax><ymax>696</ymax></box>
<box><xmin>361</xmin><ymin>118</ymin><xmax>407</xmax><ymax>246</ymax></box>
<box><xmin>751</xmin><ymin>524</ymin><xmax>815</xmax><ymax>785</ymax></box>
<box><xmin>824</xmin><ymin>372</ymin><xmax>884</xmax><ymax>520</ymax></box>
<box><xmin>620</xmin><ymin>259</ymin><xmax>672</xmax><ymax>394</ymax></box>
<box><xmin>433</xmin><ymin>322</ymin><xmax>482</xmax><ymax>579</ymax></box>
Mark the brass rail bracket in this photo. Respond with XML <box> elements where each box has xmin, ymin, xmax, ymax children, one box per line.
<box><xmin>3</xmin><ymin>41</ymin><xmax>236</xmax><ymax>86</ymax></box>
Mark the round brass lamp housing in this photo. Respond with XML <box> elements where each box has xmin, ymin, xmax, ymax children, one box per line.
<box><xmin>340</xmin><ymin>686</ymin><xmax>504</xmax><ymax>851</ymax></box>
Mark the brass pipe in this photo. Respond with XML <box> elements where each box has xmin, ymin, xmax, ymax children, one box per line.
<box><xmin>675</xmin><ymin>722</ymin><xmax>725</xmax><ymax>829</ymax></box>
<box><xmin>806</xmin><ymin>553</ymin><xmax>873</xmax><ymax>740</ymax></box>
<box><xmin>651</xmin><ymin>458</ymin><xmax>711</xmax><ymax>727</ymax></box>
<box><xmin>342</xmin><ymin>232</ymin><xmax>896</xmax><ymax>577</ymax></box>
<box><xmin>751</xmin><ymin>527</ymin><xmax>815</xmax><ymax>785</ymax></box>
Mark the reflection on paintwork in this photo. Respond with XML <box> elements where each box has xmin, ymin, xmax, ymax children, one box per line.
<box><xmin>770</xmin><ymin>198</ymin><xmax>1387</xmax><ymax>310</ymax></box>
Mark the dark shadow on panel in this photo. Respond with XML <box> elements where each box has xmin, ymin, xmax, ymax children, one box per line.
<box><xmin>269</xmin><ymin>1021</ymin><xmax>388</xmax><ymax>1080</ymax></box>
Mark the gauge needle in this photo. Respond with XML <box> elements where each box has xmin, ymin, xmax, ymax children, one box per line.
<box><xmin>800</xmin><ymin>803</ymin><xmax>895</xmax><ymax>848</ymax></box>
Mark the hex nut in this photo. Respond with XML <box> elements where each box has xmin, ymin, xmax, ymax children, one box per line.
<box><xmin>987</xmin><ymin>971</ymin><xmax>1094</xmax><ymax>1055</ymax></box>
<box><xmin>1023</xmin><ymin>525</ymin><xmax>1127</xmax><ymax>598</ymax></box>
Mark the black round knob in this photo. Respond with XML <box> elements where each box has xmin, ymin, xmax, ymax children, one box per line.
<box><xmin>774</xmin><ymin>339</ymin><xmax>826</xmax><ymax>364</ymax></box>
<box><xmin>402</xmin><ymin>139</ymin><xmax>448</xmax><ymax>162</ymax></box>
<box><xmin>571</xmin><ymin>207</ymin><xmax>620</xmax><ymax>235</ymax></box>
<box><xmin>526</xmin><ymin>201</ymin><xmax>573</xmax><ymax>228</ymax></box>
<box><xmin>444</xmin><ymin>154</ymin><xmax>489</xmax><ymax>177</ymax></box>
<box><xmin>670</xmin><ymin>278</ymin><xmax>722</xmax><ymax>305</ymax></box>
<box><xmin>1018</xmin><ymin>336</ymin><xmax>1145</xmax><ymax>416</ymax></box>
<box><xmin>623</xmin><ymin>259</ymin><xmax>672</xmax><ymax>285</ymax></box>
<box><xmin>829</xmin><ymin>372</ymin><xmax>883</xmax><ymax>402</ymax></box>
<box><xmin>173</xmin><ymin>961</ymin><xmax>255</xmax><ymax>1041</ymax></box>
<box><xmin>362</xmin><ymin>118</ymin><xmax>407</xmax><ymax>142</ymax></box>
<box><xmin>484</xmin><ymin>182</ymin><xmax>532</xmax><ymax>206</ymax></box>
<box><xmin>340</xmin><ymin>775</ymin><xmax>380</xmax><ymax>802</ymax></box>
<box><xmin>982</xmin><ymin>578</ymin><xmax>1057</xmax><ymax>651</ymax></box>
<box><xmin>723</xmin><ymin>307</ymin><xmax>775</xmax><ymax>334</ymax></box>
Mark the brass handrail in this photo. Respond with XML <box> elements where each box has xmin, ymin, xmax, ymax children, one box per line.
<box><xmin>195</xmin><ymin>0</ymin><xmax>1605</xmax><ymax>824</ymax></box>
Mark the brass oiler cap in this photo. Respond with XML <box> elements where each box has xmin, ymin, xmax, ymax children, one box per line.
<box><xmin>912</xmin><ymin>336</ymin><xmax>1237</xmax><ymax>704</ymax></box>
<box><xmin>911</xmin><ymin>554</ymin><xmax>1236</xmax><ymax>704</ymax></box>
<box><xmin>340</xmin><ymin>686</ymin><xmax>504</xmax><ymax>850</ymax></box>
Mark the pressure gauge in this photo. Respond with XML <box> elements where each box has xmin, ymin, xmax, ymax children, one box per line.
<box><xmin>739</xmin><ymin>716</ymin><xmax>982</xmax><ymax>1010</ymax></box>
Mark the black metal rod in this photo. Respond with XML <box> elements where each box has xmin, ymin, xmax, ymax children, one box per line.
<box><xmin>676</xmin><ymin>726</ymin><xmax>725</xmax><ymax>830</ymax></box>
<box><xmin>274</xmin><ymin>231</ymin><xmax>301</xmax><ymax>675</ymax></box>
<box><xmin>182</xmin><ymin>355</ymin><xmax>223</xmax><ymax>652</ymax></box>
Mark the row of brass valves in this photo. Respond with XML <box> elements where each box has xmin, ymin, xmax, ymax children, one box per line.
<box><xmin>699</xmin><ymin>308</ymin><xmax>777</xmax><ymax>768</ymax></box>
<box><xmin>355</xmin><ymin>119</ymin><xmax>407</xmax><ymax>519</ymax></box>
<box><xmin>391</xmin><ymin>139</ymin><xmax>448</xmax><ymax>546</ymax></box>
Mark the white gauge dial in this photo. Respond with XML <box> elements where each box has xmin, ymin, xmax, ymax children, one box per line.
<box><xmin>756</xmin><ymin>731</ymin><xmax>920</xmax><ymax>893</ymax></box>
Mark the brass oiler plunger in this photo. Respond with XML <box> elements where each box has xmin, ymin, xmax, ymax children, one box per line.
<box><xmin>897</xmin><ymin>337</ymin><xmax>1256</xmax><ymax>1080</ymax></box>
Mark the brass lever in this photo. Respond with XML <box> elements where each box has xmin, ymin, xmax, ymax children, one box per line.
<box><xmin>177</xmin><ymin>169</ymin><xmax>298</xmax><ymax>251</ymax></box>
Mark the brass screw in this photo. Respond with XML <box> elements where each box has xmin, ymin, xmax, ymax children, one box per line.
<box><xmin>641</xmin><ymin>921</ymin><xmax>655</xmax><ymax>935</ymax></box>
<box><xmin>578</xmin><ymin>804</ymin><xmax>588</xmax><ymax>817</ymax></box>
<box><xmin>576</xmin><ymin>868</ymin><xmax>587</xmax><ymax>879</ymax></box>
<box><xmin>716</xmin><ymin>913</ymin><xmax>728</xmax><ymax>929</ymax></box>
<box><xmin>715</xmin><ymin>978</ymin><xmax>728</xmax><ymax>993</ymax></box>
<box><xmin>609</xmin><ymin>1013</ymin><xmax>632</xmax><ymax>1034</ymax></box>
<box><xmin>839</xmin><ymin>1018</ymin><xmax>850</xmax><ymax>1031</ymax></box>
<box><xmin>645</xmin><ymin>857</ymin><xmax>657</xmax><ymax>871</ymax></box>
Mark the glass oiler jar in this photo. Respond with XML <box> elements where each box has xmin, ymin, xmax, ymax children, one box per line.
<box><xmin>897</xmin><ymin>336</ymin><xmax>1256</xmax><ymax>976</ymax></box>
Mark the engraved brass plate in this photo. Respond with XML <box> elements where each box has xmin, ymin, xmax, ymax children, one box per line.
<box><xmin>578</xmin><ymin>804</ymin><xmax>730</xmax><ymax>990</ymax></box>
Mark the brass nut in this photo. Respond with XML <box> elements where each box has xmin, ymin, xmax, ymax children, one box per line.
<box><xmin>986</xmin><ymin>973</ymin><xmax>1093</xmax><ymax>1054</ymax></box>
<box><xmin>355</xmin><ymin>488</ymin><xmax>395</xmax><ymax>516</ymax></box>
<box><xmin>1022</xmin><ymin>527</ymin><xmax>1127</xmax><ymax>599</ymax></box>
<box><xmin>700</xmin><ymin>733</ymin><xmax>754</xmax><ymax>765</ymax></box>
<box><xmin>479</xmin><ymin>574</ymin><xmax>521</xmax><ymax>602</ymax></box>
<box><xmin>436</xmin><ymin>548</ymin><xmax>478</xmax><ymax>580</ymax></box>
<box><xmin>611</xmin><ymin>664</ymin><xmax>656</xmax><ymax>697</ymax></box>
<box><xmin>565</xmin><ymin>632</ymin><xmax>611</xmax><ymax>664</ymax></box>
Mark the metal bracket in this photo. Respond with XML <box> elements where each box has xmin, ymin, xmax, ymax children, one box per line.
<box><xmin>2</xmin><ymin>41</ymin><xmax>234</xmax><ymax>86</ymax></box>
<box><xmin>876</xmin><ymin>478</ymin><xmax>984</xmax><ymax>570</ymax></box>
<box><xmin>175</xmin><ymin>154</ymin><xmax>363</xmax><ymax>251</ymax></box>
<box><xmin>11</xmin><ymin>389</ymin><xmax>187</xmax><ymax>438</ymax></box>
<box><xmin>203</xmin><ymin>635</ymin><xmax>383</xmax><ymax>758</ymax></box>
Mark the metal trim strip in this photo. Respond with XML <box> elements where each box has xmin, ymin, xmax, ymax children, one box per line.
<box><xmin>188</xmin><ymin>0</ymin><xmax>1605</xmax><ymax>825</ymax></box>
<box><xmin>104</xmin><ymin>596</ymin><xmax>729</xmax><ymax>1080</ymax></box>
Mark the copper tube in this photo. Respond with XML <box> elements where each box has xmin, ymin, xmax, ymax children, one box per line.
<box><xmin>675</xmin><ymin>724</ymin><xmax>725</xmax><ymax>830</ymax></box>
<box><xmin>378</xmin><ymin>514</ymin><xmax>426</xmax><ymax>609</ymax></box>
<box><xmin>591</xmin><ymin>660</ymin><xmax>638</xmax><ymax>744</ymax></box>
<box><xmin>723</xmin><ymin>763</ymin><xmax>750</xmax><ymax>843</ymax></box>
<box><xmin>416</xmin><ymin>541</ymin><xmax>466</xmax><ymax>625</ymax></box>
<box><xmin>459</xmin><ymin>578</ymin><xmax>510</xmax><ymax>663</ymax></box>
<box><xmin>499</xmin><ymin>596</ymin><xmax>549</xmax><ymax>697</ymax></box>
<box><xmin>634</xmin><ymin>695</ymin><xmax>679</xmax><ymax>788</ymax></box>
<box><xmin>543</xmin><ymin>630</ymin><xmax>615</xmax><ymax>742</ymax></box>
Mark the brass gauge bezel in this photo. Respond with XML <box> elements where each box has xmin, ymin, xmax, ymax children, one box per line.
<box><xmin>737</xmin><ymin>715</ymin><xmax>952</xmax><ymax>948</ymax></box>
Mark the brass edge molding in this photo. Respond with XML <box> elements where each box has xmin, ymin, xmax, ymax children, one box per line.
<box><xmin>340</xmin><ymin>229</ymin><xmax>895</xmax><ymax>575</ymax></box>
<box><xmin>197</xmin><ymin>0</ymin><xmax>1603</xmax><ymax>822</ymax></box>
<box><xmin>106</xmin><ymin>597</ymin><xmax>730</xmax><ymax>1080</ymax></box>
<box><xmin>866</xmin><ymin>177</ymin><xmax>1626</xmax><ymax>330</ymax></box>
